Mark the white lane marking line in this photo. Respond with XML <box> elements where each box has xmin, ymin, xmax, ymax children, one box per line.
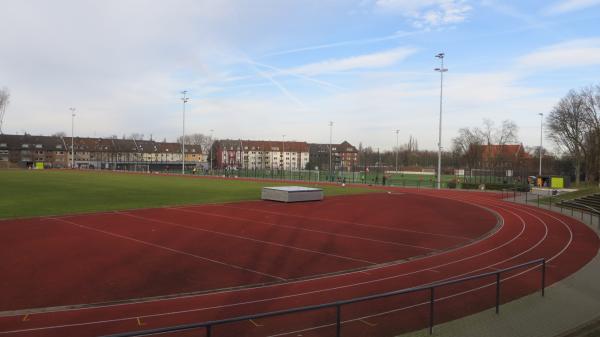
<box><xmin>358</xmin><ymin>318</ymin><xmax>377</xmax><ymax>327</ymax></box>
<box><xmin>249</xmin><ymin>319</ymin><xmax>264</xmax><ymax>327</ymax></box>
<box><xmin>6</xmin><ymin>192</ymin><xmax>575</xmax><ymax>337</ymax></box>
<box><xmin>219</xmin><ymin>204</ymin><xmax>472</xmax><ymax>241</ymax></box>
<box><xmin>0</xmin><ymin>199</ymin><xmax>516</xmax><ymax>333</ymax></box>
<box><xmin>173</xmin><ymin>207</ymin><xmax>437</xmax><ymax>251</ymax></box>
<box><xmin>266</xmin><ymin>201</ymin><xmax>575</xmax><ymax>337</ymax></box>
<box><xmin>120</xmin><ymin>212</ymin><xmax>375</xmax><ymax>265</ymax></box>
<box><xmin>51</xmin><ymin>217</ymin><xmax>286</xmax><ymax>281</ymax></box>
<box><xmin>0</xmin><ymin>194</ymin><xmax>507</xmax><ymax>319</ymax></box>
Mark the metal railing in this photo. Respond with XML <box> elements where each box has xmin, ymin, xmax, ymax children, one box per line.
<box><xmin>104</xmin><ymin>258</ymin><xmax>546</xmax><ymax>337</ymax></box>
<box><xmin>505</xmin><ymin>189</ymin><xmax>600</xmax><ymax>226</ymax></box>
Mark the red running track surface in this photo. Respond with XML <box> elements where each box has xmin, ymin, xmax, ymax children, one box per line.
<box><xmin>0</xmin><ymin>189</ymin><xmax>597</xmax><ymax>337</ymax></box>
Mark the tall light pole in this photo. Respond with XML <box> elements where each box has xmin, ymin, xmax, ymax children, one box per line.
<box><xmin>329</xmin><ymin>121</ymin><xmax>333</xmax><ymax>181</ymax></box>
<box><xmin>209</xmin><ymin>129</ymin><xmax>214</xmax><ymax>172</ymax></box>
<box><xmin>70</xmin><ymin>108</ymin><xmax>76</xmax><ymax>169</ymax></box>
<box><xmin>434</xmin><ymin>53</ymin><xmax>448</xmax><ymax>189</ymax></box>
<box><xmin>394</xmin><ymin>129</ymin><xmax>400</xmax><ymax>172</ymax></box>
<box><xmin>181</xmin><ymin>91</ymin><xmax>189</xmax><ymax>175</ymax></box>
<box><xmin>538</xmin><ymin>113</ymin><xmax>543</xmax><ymax>177</ymax></box>
<box><xmin>282</xmin><ymin>134</ymin><xmax>286</xmax><ymax>177</ymax></box>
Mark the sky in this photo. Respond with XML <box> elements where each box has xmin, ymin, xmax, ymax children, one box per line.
<box><xmin>1</xmin><ymin>0</ymin><xmax>600</xmax><ymax>151</ymax></box>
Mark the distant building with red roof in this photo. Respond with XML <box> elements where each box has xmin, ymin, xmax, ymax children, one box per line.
<box><xmin>471</xmin><ymin>143</ymin><xmax>531</xmax><ymax>169</ymax></box>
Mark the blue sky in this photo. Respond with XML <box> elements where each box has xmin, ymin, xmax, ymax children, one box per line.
<box><xmin>1</xmin><ymin>0</ymin><xmax>600</xmax><ymax>151</ymax></box>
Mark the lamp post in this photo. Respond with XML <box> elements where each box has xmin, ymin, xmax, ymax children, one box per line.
<box><xmin>329</xmin><ymin>121</ymin><xmax>333</xmax><ymax>181</ymax></box>
<box><xmin>282</xmin><ymin>134</ymin><xmax>286</xmax><ymax>178</ymax></box>
<box><xmin>538</xmin><ymin>113</ymin><xmax>543</xmax><ymax>177</ymax></box>
<box><xmin>434</xmin><ymin>53</ymin><xmax>448</xmax><ymax>189</ymax></box>
<box><xmin>181</xmin><ymin>91</ymin><xmax>189</xmax><ymax>175</ymax></box>
<box><xmin>394</xmin><ymin>129</ymin><xmax>400</xmax><ymax>172</ymax></box>
<box><xmin>70</xmin><ymin>108</ymin><xmax>76</xmax><ymax>169</ymax></box>
<box><xmin>209</xmin><ymin>129</ymin><xmax>214</xmax><ymax>172</ymax></box>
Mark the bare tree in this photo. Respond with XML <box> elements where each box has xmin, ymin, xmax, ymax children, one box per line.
<box><xmin>177</xmin><ymin>133</ymin><xmax>214</xmax><ymax>154</ymax></box>
<box><xmin>452</xmin><ymin>119</ymin><xmax>519</xmax><ymax>169</ymax></box>
<box><xmin>452</xmin><ymin>127</ymin><xmax>484</xmax><ymax>169</ymax></box>
<box><xmin>547</xmin><ymin>90</ymin><xmax>588</xmax><ymax>185</ymax></box>
<box><xmin>496</xmin><ymin>120</ymin><xmax>519</xmax><ymax>145</ymax></box>
<box><xmin>0</xmin><ymin>87</ymin><xmax>10</xmax><ymax>134</ymax></box>
<box><xmin>128</xmin><ymin>133</ymin><xmax>144</xmax><ymax>140</ymax></box>
<box><xmin>581</xmin><ymin>85</ymin><xmax>600</xmax><ymax>186</ymax></box>
<box><xmin>480</xmin><ymin>119</ymin><xmax>495</xmax><ymax>145</ymax></box>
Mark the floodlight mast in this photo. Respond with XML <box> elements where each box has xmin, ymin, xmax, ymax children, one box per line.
<box><xmin>181</xmin><ymin>91</ymin><xmax>189</xmax><ymax>175</ymax></box>
<box><xmin>329</xmin><ymin>121</ymin><xmax>333</xmax><ymax>181</ymax></box>
<box><xmin>394</xmin><ymin>129</ymin><xmax>400</xmax><ymax>172</ymax></box>
<box><xmin>70</xmin><ymin>108</ymin><xmax>76</xmax><ymax>169</ymax></box>
<box><xmin>282</xmin><ymin>134</ymin><xmax>286</xmax><ymax>177</ymax></box>
<box><xmin>434</xmin><ymin>53</ymin><xmax>447</xmax><ymax>189</ymax></box>
<box><xmin>209</xmin><ymin>129</ymin><xmax>214</xmax><ymax>171</ymax></box>
<box><xmin>538</xmin><ymin>113</ymin><xmax>543</xmax><ymax>177</ymax></box>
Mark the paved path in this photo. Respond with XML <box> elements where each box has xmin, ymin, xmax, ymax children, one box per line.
<box><xmin>399</xmin><ymin>197</ymin><xmax>600</xmax><ymax>337</ymax></box>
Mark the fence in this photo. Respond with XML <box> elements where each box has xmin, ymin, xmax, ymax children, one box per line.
<box><xmin>501</xmin><ymin>189</ymin><xmax>600</xmax><ymax>227</ymax></box>
<box><xmin>104</xmin><ymin>258</ymin><xmax>546</xmax><ymax>337</ymax></box>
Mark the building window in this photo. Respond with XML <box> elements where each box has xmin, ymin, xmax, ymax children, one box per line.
<box><xmin>22</xmin><ymin>144</ymin><xmax>29</xmax><ymax>148</ymax></box>
<box><xmin>35</xmin><ymin>144</ymin><xmax>42</xmax><ymax>148</ymax></box>
<box><xmin>0</xmin><ymin>143</ymin><xmax>7</xmax><ymax>147</ymax></box>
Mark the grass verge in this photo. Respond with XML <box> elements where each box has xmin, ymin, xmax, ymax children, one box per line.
<box><xmin>0</xmin><ymin>169</ymin><xmax>374</xmax><ymax>219</ymax></box>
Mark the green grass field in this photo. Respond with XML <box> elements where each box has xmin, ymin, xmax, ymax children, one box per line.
<box><xmin>0</xmin><ymin>170</ymin><xmax>374</xmax><ymax>219</ymax></box>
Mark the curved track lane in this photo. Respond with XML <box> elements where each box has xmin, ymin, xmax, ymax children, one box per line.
<box><xmin>0</xmin><ymin>189</ymin><xmax>597</xmax><ymax>337</ymax></box>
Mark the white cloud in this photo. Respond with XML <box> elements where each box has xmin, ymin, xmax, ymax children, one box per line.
<box><xmin>375</xmin><ymin>0</ymin><xmax>471</xmax><ymax>28</ymax></box>
<box><xmin>517</xmin><ymin>38</ymin><xmax>600</xmax><ymax>69</ymax></box>
<box><xmin>544</xmin><ymin>0</ymin><xmax>600</xmax><ymax>15</ymax></box>
<box><xmin>287</xmin><ymin>47</ymin><xmax>417</xmax><ymax>76</ymax></box>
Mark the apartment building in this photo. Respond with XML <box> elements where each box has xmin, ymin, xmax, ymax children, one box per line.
<box><xmin>214</xmin><ymin>139</ymin><xmax>310</xmax><ymax>170</ymax></box>
<box><xmin>308</xmin><ymin>140</ymin><xmax>359</xmax><ymax>171</ymax></box>
<box><xmin>0</xmin><ymin>134</ymin><xmax>204</xmax><ymax>170</ymax></box>
<box><xmin>0</xmin><ymin>134</ymin><xmax>69</xmax><ymax>168</ymax></box>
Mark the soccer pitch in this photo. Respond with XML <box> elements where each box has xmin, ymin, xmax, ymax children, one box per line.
<box><xmin>0</xmin><ymin>170</ymin><xmax>374</xmax><ymax>219</ymax></box>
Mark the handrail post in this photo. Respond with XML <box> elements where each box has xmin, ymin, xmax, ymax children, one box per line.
<box><xmin>206</xmin><ymin>325</ymin><xmax>212</xmax><ymax>337</ymax></box>
<box><xmin>542</xmin><ymin>259</ymin><xmax>546</xmax><ymax>297</ymax></box>
<box><xmin>336</xmin><ymin>304</ymin><xmax>341</xmax><ymax>337</ymax></box>
<box><xmin>537</xmin><ymin>194</ymin><xmax>540</xmax><ymax>207</ymax></box>
<box><xmin>495</xmin><ymin>272</ymin><xmax>501</xmax><ymax>314</ymax></box>
<box><xmin>429</xmin><ymin>287</ymin><xmax>435</xmax><ymax>335</ymax></box>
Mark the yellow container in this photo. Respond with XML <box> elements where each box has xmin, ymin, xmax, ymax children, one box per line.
<box><xmin>550</xmin><ymin>177</ymin><xmax>564</xmax><ymax>189</ymax></box>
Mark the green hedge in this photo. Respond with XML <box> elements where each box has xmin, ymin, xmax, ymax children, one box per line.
<box><xmin>460</xmin><ymin>182</ymin><xmax>480</xmax><ymax>190</ymax></box>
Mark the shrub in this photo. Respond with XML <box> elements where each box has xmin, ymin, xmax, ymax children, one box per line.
<box><xmin>460</xmin><ymin>182</ymin><xmax>480</xmax><ymax>190</ymax></box>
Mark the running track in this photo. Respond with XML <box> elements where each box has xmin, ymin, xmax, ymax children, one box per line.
<box><xmin>0</xmin><ymin>188</ymin><xmax>597</xmax><ymax>336</ymax></box>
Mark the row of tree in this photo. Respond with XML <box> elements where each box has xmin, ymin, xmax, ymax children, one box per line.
<box><xmin>547</xmin><ymin>85</ymin><xmax>600</xmax><ymax>186</ymax></box>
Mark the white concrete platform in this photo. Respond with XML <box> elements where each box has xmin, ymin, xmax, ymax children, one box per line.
<box><xmin>261</xmin><ymin>186</ymin><xmax>324</xmax><ymax>203</ymax></box>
